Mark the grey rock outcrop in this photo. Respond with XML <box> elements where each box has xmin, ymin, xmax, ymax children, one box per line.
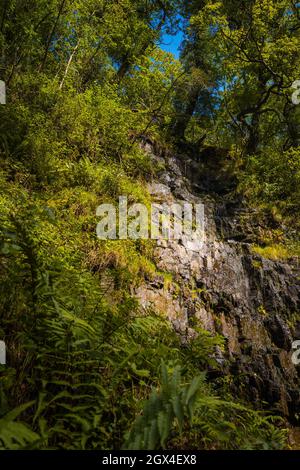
<box><xmin>136</xmin><ymin>141</ymin><xmax>300</xmax><ymax>422</ymax></box>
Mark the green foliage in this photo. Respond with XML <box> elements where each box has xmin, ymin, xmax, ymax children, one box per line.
<box><xmin>125</xmin><ymin>362</ymin><xmax>287</xmax><ymax>450</ymax></box>
<box><xmin>252</xmin><ymin>245</ymin><xmax>300</xmax><ymax>261</ymax></box>
<box><xmin>125</xmin><ymin>363</ymin><xmax>207</xmax><ymax>450</ymax></box>
<box><xmin>0</xmin><ymin>0</ymin><xmax>293</xmax><ymax>452</ymax></box>
<box><xmin>239</xmin><ymin>147</ymin><xmax>300</xmax><ymax>225</ymax></box>
<box><xmin>174</xmin><ymin>0</ymin><xmax>300</xmax><ymax>232</ymax></box>
<box><xmin>0</xmin><ymin>215</ymin><xmax>286</xmax><ymax>449</ymax></box>
<box><xmin>0</xmin><ymin>402</ymin><xmax>40</xmax><ymax>450</ymax></box>
<box><xmin>188</xmin><ymin>0</ymin><xmax>300</xmax><ymax>152</ymax></box>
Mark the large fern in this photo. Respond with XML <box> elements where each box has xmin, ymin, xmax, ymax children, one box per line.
<box><xmin>125</xmin><ymin>362</ymin><xmax>287</xmax><ymax>450</ymax></box>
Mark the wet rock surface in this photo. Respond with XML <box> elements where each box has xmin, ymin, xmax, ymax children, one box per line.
<box><xmin>136</xmin><ymin>141</ymin><xmax>300</xmax><ymax>422</ymax></box>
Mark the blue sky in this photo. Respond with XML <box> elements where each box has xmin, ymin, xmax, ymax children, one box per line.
<box><xmin>159</xmin><ymin>30</ymin><xmax>184</xmax><ymax>59</ymax></box>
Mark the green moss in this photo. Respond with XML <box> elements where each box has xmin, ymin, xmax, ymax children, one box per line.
<box><xmin>252</xmin><ymin>244</ymin><xmax>300</xmax><ymax>261</ymax></box>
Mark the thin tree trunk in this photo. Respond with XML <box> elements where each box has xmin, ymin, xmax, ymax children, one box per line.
<box><xmin>59</xmin><ymin>42</ymin><xmax>79</xmax><ymax>89</ymax></box>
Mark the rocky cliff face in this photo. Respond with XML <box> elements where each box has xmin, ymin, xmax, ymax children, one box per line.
<box><xmin>136</xmin><ymin>141</ymin><xmax>300</xmax><ymax>423</ymax></box>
